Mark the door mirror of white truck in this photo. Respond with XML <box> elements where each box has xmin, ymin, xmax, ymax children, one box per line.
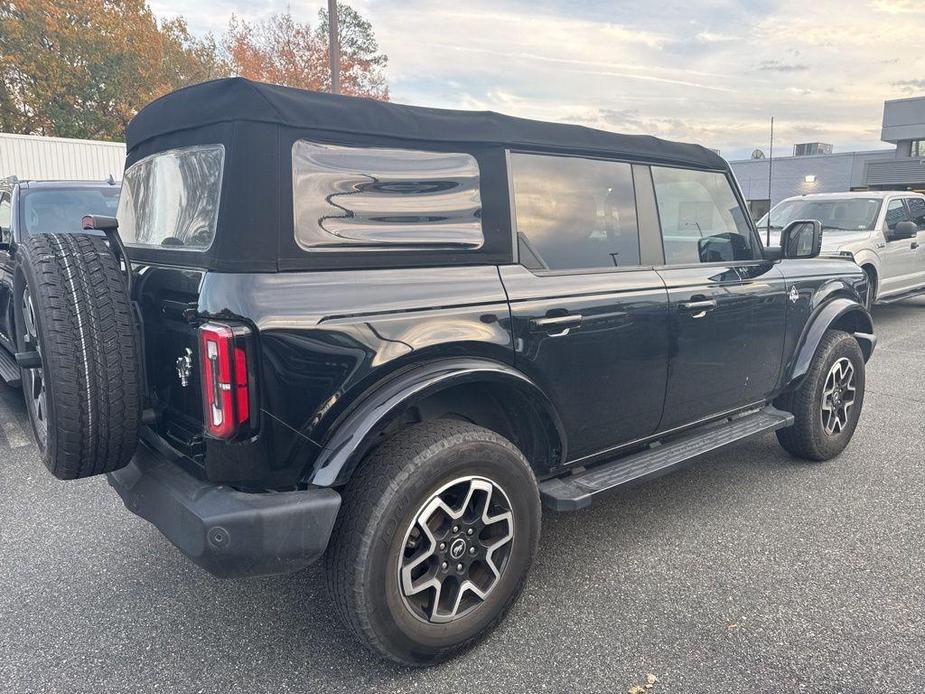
<box><xmin>889</xmin><ymin>220</ymin><xmax>918</xmax><ymax>241</ymax></box>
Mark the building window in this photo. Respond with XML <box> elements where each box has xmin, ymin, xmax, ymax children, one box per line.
<box><xmin>912</xmin><ymin>140</ymin><xmax>925</xmax><ymax>158</ymax></box>
<box><xmin>748</xmin><ymin>199</ymin><xmax>770</xmax><ymax>222</ymax></box>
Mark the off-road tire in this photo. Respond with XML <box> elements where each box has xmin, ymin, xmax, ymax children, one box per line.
<box><xmin>325</xmin><ymin>420</ymin><xmax>541</xmax><ymax>666</ymax></box>
<box><xmin>14</xmin><ymin>233</ymin><xmax>141</xmax><ymax>479</ymax></box>
<box><xmin>775</xmin><ymin>329</ymin><xmax>865</xmax><ymax>461</ymax></box>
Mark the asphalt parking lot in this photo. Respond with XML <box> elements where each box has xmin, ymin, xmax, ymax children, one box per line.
<box><xmin>1</xmin><ymin>299</ymin><xmax>924</xmax><ymax>694</ymax></box>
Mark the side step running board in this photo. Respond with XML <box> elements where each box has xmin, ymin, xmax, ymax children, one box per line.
<box><xmin>0</xmin><ymin>348</ymin><xmax>21</xmax><ymax>388</ymax></box>
<box><xmin>877</xmin><ymin>286</ymin><xmax>925</xmax><ymax>304</ymax></box>
<box><xmin>540</xmin><ymin>406</ymin><xmax>794</xmax><ymax>511</ymax></box>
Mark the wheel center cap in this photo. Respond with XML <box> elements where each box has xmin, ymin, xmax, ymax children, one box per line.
<box><xmin>449</xmin><ymin>538</ymin><xmax>467</xmax><ymax>559</ymax></box>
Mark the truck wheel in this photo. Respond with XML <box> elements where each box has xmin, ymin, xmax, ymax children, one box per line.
<box><xmin>325</xmin><ymin>420</ymin><xmax>541</xmax><ymax>666</ymax></box>
<box><xmin>775</xmin><ymin>330</ymin><xmax>865</xmax><ymax>461</ymax></box>
<box><xmin>14</xmin><ymin>233</ymin><xmax>141</xmax><ymax>480</ymax></box>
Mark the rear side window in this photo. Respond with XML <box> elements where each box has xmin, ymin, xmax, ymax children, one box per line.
<box><xmin>509</xmin><ymin>152</ymin><xmax>640</xmax><ymax>271</ymax></box>
<box><xmin>117</xmin><ymin>144</ymin><xmax>224</xmax><ymax>250</ymax></box>
<box><xmin>651</xmin><ymin>166</ymin><xmax>754</xmax><ymax>265</ymax></box>
<box><xmin>292</xmin><ymin>141</ymin><xmax>483</xmax><ymax>251</ymax></box>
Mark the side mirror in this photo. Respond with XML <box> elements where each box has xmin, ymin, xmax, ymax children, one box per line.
<box><xmin>0</xmin><ymin>225</ymin><xmax>10</xmax><ymax>250</ymax></box>
<box><xmin>889</xmin><ymin>220</ymin><xmax>918</xmax><ymax>241</ymax></box>
<box><xmin>81</xmin><ymin>214</ymin><xmax>119</xmax><ymax>232</ymax></box>
<box><xmin>781</xmin><ymin>219</ymin><xmax>823</xmax><ymax>259</ymax></box>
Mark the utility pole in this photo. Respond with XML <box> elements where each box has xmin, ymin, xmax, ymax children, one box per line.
<box><xmin>328</xmin><ymin>0</ymin><xmax>340</xmax><ymax>95</ymax></box>
<box><xmin>767</xmin><ymin>115</ymin><xmax>774</xmax><ymax>246</ymax></box>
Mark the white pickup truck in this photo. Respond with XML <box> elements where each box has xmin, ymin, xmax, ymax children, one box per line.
<box><xmin>758</xmin><ymin>191</ymin><xmax>925</xmax><ymax>307</ymax></box>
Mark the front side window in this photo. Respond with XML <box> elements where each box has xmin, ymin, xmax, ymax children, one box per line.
<box><xmin>912</xmin><ymin>140</ymin><xmax>925</xmax><ymax>158</ymax></box>
<box><xmin>885</xmin><ymin>199</ymin><xmax>912</xmax><ymax>231</ymax></box>
<box><xmin>117</xmin><ymin>144</ymin><xmax>224</xmax><ymax>250</ymax></box>
<box><xmin>651</xmin><ymin>166</ymin><xmax>754</xmax><ymax>265</ymax></box>
<box><xmin>905</xmin><ymin>197</ymin><xmax>925</xmax><ymax>230</ymax></box>
<box><xmin>292</xmin><ymin>141</ymin><xmax>483</xmax><ymax>251</ymax></box>
<box><xmin>22</xmin><ymin>187</ymin><xmax>120</xmax><ymax>235</ymax></box>
<box><xmin>509</xmin><ymin>152</ymin><xmax>640</xmax><ymax>271</ymax></box>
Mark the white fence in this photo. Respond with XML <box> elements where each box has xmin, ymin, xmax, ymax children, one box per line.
<box><xmin>0</xmin><ymin>133</ymin><xmax>126</xmax><ymax>181</ymax></box>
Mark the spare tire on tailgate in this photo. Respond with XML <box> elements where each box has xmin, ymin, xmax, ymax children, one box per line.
<box><xmin>14</xmin><ymin>233</ymin><xmax>141</xmax><ymax>480</ymax></box>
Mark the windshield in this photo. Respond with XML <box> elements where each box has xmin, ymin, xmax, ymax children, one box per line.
<box><xmin>117</xmin><ymin>144</ymin><xmax>224</xmax><ymax>250</ymax></box>
<box><xmin>757</xmin><ymin>198</ymin><xmax>882</xmax><ymax>232</ymax></box>
<box><xmin>21</xmin><ymin>187</ymin><xmax>120</xmax><ymax>235</ymax></box>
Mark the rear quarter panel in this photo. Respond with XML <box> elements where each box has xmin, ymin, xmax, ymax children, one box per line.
<box><xmin>198</xmin><ymin>266</ymin><xmax>513</xmax><ymax>486</ymax></box>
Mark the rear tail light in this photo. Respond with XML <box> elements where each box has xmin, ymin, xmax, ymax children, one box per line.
<box><xmin>198</xmin><ymin>322</ymin><xmax>255</xmax><ymax>440</ymax></box>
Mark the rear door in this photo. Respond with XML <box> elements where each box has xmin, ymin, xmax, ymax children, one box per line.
<box><xmin>903</xmin><ymin>196</ymin><xmax>925</xmax><ymax>290</ymax></box>
<box><xmin>501</xmin><ymin>152</ymin><xmax>670</xmax><ymax>462</ymax></box>
<box><xmin>646</xmin><ymin>164</ymin><xmax>787</xmax><ymax>430</ymax></box>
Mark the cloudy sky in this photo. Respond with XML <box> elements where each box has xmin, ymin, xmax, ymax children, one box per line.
<box><xmin>151</xmin><ymin>0</ymin><xmax>925</xmax><ymax>160</ymax></box>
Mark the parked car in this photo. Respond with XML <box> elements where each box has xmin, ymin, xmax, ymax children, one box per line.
<box><xmin>0</xmin><ymin>177</ymin><xmax>120</xmax><ymax>387</ymax></box>
<box><xmin>757</xmin><ymin>191</ymin><xmax>925</xmax><ymax>307</ymax></box>
<box><xmin>2</xmin><ymin>79</ymin><xmax>876</xmax><ymax>666</ymax></box>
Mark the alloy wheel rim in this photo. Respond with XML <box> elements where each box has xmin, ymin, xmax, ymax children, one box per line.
<box><xmin>821</xmin><ymin>357</ymin><xmax>856</xmax><ymax>436</ymax></box>
<box><xmin>398</xmin><ymin>475</ymin><xmax>515</xmax><ymax>624</ymax></box>
<box><xmin>21</xmin><ymin>287</ymin><xmax>47</xmax><ymax>446</ymax></box>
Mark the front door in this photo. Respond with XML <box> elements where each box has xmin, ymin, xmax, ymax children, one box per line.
<box><xmin>879</xmin><ymin>197</ymin><xmax>922</xmax><ymax>296</ymax></box>
<box><xmin>646</xmin><ymin>164</ymin><xmax>787</xmax><ymax>430</ymax></box>
<box><xmin>502</xmin><ymin>152</ymin><xmax>670</xmax><ymax>462</ymax></box>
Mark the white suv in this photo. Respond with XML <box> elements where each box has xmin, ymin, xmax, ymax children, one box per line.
<box><xmin>758</xmin><ymin>191</ymin><xmax>925</xmax><ymax>307</ymax></box>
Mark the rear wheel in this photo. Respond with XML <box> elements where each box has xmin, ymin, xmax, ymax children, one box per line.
<box><xmin>776</xmin><ymin>330</ymin><xmax>865</xmax><ymax>461</ymax></box>
<box><xmin>325</xmin><ymin>420</ymin><xmax>541</xmax><ymax>666</ymax></box>
<box><xmin>14</xmin><ymin>233</ymin><xmax>141</xmax><ymax>479</ymax></box>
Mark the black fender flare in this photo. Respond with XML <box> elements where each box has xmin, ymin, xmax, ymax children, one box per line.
<box><xmin>308</xmin><ymin>357</ymin><xmax>566</xmax><ymax>487</ymax></box>
<box><xmin>787</xmin><ymin>298</ymin><xmax>876</xmax><ymax>385</ymax></box>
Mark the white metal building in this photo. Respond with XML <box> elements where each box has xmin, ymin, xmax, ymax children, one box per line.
<box><xmin>0</xmin><ymin>133</ymin><xmax>125</xmax><ymax>181</ymax></box>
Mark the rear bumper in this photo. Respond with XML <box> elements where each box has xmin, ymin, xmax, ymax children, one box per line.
<box><xmin>107</xmin><ymin>443</ymin><xmax>341</xmax><ymax>578</ymax></box>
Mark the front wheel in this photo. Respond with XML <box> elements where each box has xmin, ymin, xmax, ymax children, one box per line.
<box><xmin>776</xmin><ymin>329</ymin><xmax>866</xmax><ymax>461</ymax></box>
<box><xmin>325</xmin><ymin>420</ymin><xmax>541</xmax><ymax>666</ymax></box>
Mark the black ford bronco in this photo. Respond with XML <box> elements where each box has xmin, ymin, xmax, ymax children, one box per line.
<box><xmin>1</xmin><ymin>78</ymin><xmax>876</xmax><ymax>665</ymax></box>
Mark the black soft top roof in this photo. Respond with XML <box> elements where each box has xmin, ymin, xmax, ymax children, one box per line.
<box><xmin>127</xmin><ymin>77</ymin><xmax>726</xmax><ymax>170</ymax></box>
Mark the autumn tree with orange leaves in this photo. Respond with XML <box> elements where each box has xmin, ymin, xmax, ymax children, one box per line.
<box><xmin>223</xmin><ymin>4</ymin><xmax>388</xmax><ymax>100</ymax></box>
<box><xmin>0</xmin><ymin>0</ymin><xmax>388</xmax><ymax>142</ymax></box>
<box><xmin>0</xmin><ymin>0</ymin><xmax>225</xmax><ymax>140</ymax></box>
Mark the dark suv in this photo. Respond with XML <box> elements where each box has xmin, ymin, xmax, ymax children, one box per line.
<box><xmin>0</xmin><ymin>177</ymin><xmax>120</xmax><ymax>383</ymax></box>
<box><xmin>2</xmin><ymin>78</ymin><xmax>875</xmax><ymax>666</ymax></box>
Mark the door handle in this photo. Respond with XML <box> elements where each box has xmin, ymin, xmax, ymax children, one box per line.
<box><xmin>678</xmin><ymin>298</ymin><xmax>718</xmax><ymax>318</ymax></box>
<box><xmin>530</xmin><ymin>314</ymin><xmax>582</xmax><ymax>336</ymax></box>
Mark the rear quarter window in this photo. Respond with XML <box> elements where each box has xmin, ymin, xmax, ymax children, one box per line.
<box><xmin>291</xmin><ymin>140</ymin><xmax>483</xmax><ymax>251</ymax></box>
<box><xmin>117</xmin><ymin>144</ymin><xmax>224</xmax><ymax>251</ymax></box>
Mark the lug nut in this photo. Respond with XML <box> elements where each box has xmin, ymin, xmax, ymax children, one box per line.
<box><xmin>441</xmin><ymin>562</ymin><xmax>448</xmax><ymax>569</ymax></box>
<box><xmin>466</xmin><ymin>528</ymin><xmax>474</xmax><ymax>536</ymax></box>
<box><xmin>469</xmin><ymin>547</ymin><xmax>476</xmax><ymax>555</ymax></box>
<box><xmin>456</xmin><ymin>563</ymin><xmax>464</xmax><ymax>572</ymax></box>
<box><xmin>439</xmin><ymin>542</ymin><xmax>446</xmax><ymax>551</ymax></box>
<box><xmin>452</xmin><ymin>525</ymin><xmax>459</xmax><ymax>533</ymax></box>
